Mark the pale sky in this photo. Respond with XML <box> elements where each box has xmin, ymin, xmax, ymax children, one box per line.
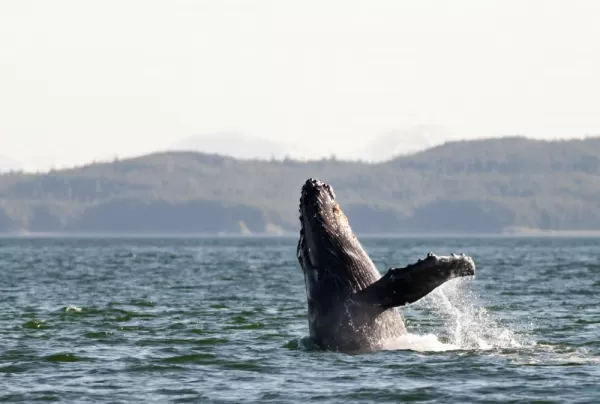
<box><xmin>1</xmin><ymin>0</ymin><xmax>600</xmax><ymax>171</ymax></box>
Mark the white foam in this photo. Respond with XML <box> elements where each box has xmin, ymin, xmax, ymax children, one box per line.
<box><xmin>382</xmin><ymin>333</ymin><xmax>458</xmax><ymax>352</ymax></box>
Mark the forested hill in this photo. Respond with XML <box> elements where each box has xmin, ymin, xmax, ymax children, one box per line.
<box><xmin>1</xmin><ymin>136</ymin><xmax>600</xmax><ymax>234</ymax></box>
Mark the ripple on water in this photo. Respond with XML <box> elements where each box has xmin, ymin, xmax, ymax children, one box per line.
<box><xmin>43</xmin><ymin>353</ymin><xmax>85</xmax><ymax>363</ymax></box>
<box><xmin>135</xmin><ymin>337</ymin><xmax>229</xmax><ymax>346</ymax></box>
<box><xmin>160</xmin><ymin>353</ymin><xmax>217</xmax><ymax>364</ymax></box>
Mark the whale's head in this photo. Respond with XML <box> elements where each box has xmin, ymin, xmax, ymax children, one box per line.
<box><xmin>297</xmin><ymin>178</ymin><xmax>377</xmax><ymax>291</ymax></box>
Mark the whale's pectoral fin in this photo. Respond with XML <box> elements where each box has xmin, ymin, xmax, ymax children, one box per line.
<box><xmin>353</xmin><ymin>253</ymin><xmax>475</xmax><ymax>310</ymax></box>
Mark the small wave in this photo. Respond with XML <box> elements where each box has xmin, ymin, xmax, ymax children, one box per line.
<box><xmin>135</xmin><ymin>337</ymin><xmax>228</xmax><ymax>347</ymax></box>
<box><xmin>160</xmin><ymin>353</ymin><xmax>216</xmax><ymax>364</ymax></box>
<box><xmin>43</xmin><ymin>353</ymin><xmax>83</xmax><ymax>362</ymax></box>
<box><xmin>284</xmin><ymin>336</ymin><xmax>320</xmax><ymax>351</ymax></box>
<box><xmin>21</xmin><ymin>320</ymin><xmax>48</xmax><ymax>329</ymax></box>
<box><xmin>509</xmin><ymin>343</ymin><xmax>600</xmax><ymax>366</ymax></box>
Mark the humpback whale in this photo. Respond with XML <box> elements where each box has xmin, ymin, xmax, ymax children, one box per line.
<box><xmin>297</xmin><ymin>178</ymin><xmax>476</xmax><ymax>352</ymax></box>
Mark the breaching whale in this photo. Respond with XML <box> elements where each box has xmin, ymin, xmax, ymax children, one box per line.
<box><xmin>297</xmin><ymin>178</ymin><xmax>476</xmax><ymax>352</ymax></box>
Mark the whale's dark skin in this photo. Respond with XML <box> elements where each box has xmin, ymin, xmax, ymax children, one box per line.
<box><xmin>297</xmin><ymin>178</ymin><xmax>476</xmax><ymax>353</ymax></box>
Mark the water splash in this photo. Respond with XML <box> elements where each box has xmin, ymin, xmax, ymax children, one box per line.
<box><xmin>435</xmin><ymin>279</ymin><xmax>527</xmax><ymax>349</ymax></box>
<box><xmin>381</xmin><ymin>278</ymin><xmax>533</xmax><ymax>353</ymax></box>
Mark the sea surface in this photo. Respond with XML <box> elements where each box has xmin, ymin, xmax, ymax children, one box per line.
<box><xmin>0</xmin><ymin>236</ymin><xmax>598</xmax><ymax>403</ymax></box>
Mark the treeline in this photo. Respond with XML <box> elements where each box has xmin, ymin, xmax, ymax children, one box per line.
<box><xmin>1</xmin><ymin>136</ymin><xmax>600</xmax><ymax>234</ymax></box>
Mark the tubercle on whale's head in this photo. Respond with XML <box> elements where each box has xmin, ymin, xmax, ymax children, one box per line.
<box><xmin>297</xmin><ymin>178</ymin><xmax>354</xmax><ymax>271</ymax></box>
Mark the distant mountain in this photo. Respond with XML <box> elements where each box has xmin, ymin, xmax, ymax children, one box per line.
<box><xmin>0</xmin><ymin>155</ymin><xmax>23</xmax><ymax>173</ymax></box>
<box><xmin>357</xmin><ymin>125</ymin><xmax>448</xmax><ymax>162</ymax></box>
<box><xmin>2</xmin><ymin>136</ymin><xmax>600</xmax><ymax>234</ymax></box>
<box><xmin>169</xmin><ymin>132</ymin><xmax>313</xmax><ymax>161</ymax></box>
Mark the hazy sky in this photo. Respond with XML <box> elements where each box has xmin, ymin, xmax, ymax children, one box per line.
<box><xmin>1</xmin><ymin>0</ymin><xmax>600</xmax><ymax>170</ymax></box>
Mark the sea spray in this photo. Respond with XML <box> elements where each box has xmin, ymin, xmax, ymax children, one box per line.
<box><xmin>383</xmin><ymin>278</ymin><xmax>531</xmax><ymax>352</ymax></box>
<box><xmin>428</xmin><ymin>278</ymin><xmax>526</xmax><ymax>349</ymax></box>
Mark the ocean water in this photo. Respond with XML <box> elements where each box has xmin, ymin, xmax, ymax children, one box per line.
<box><xmin>0</xmin><ymin>236</ymin><xmax>598</xmax><ymax>403</ymax></box>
